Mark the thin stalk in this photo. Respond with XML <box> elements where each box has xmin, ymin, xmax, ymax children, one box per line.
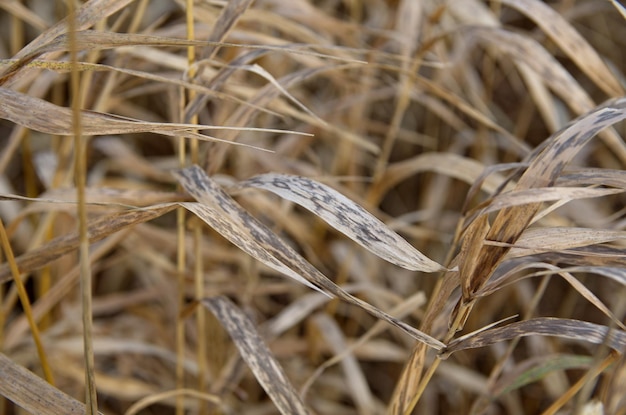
<box><xmin>66</xmin><ymin>1</ymin><xmax>97</xmax><ymax>413</ymax></box>
<box><xmin>541</xmin><ymin>351</ymin><xmax>618</xmax><ymax>415</ymax></box>
<box><xmin>186</xmin><ymin>2</ymin><xmax>208</xmax><ymax>412</ymax></box>
<box><xmin>0</xmin><ymin>218</ymin><xmax>54</xmax><ymax>384</ymax></box>
<box><xmin>176</xmin><ymin>150</ymin><xmax>187</xmax><ymax>415</ymax></box>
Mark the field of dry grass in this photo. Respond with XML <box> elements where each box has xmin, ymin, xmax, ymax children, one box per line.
<box><xmin>1</xmin><ymin>1</ymin><xmax>626</xmax><ymax>414</ymax></box>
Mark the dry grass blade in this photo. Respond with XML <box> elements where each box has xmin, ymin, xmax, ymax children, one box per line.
<box><xmin>492</xmin><ymin>354</ymin><xmax>595</xmax><ymax>397</ymax></box>
<box><xmin>0</xmin><ymin>0</ymin><xmax>133</xmax><ymax>84</ymax></box>
<box><xmin>240</xmin><ymin>173</ymin><xmax>445</xmax><ymax>272</ymax></box>
<box><xmin>475</xmin><ymin>187</ymin><xmax>623</xmax><ymax>215</ymax></box>
<box><xmin>174</xmin><ymin>165</ymin><xmax>445</xmax><ymax>349</ymax></box>
<box><xmin>0</xmin><ymin>87</ymin><xmax>291</xmax><ymax>148</ymax></box>
<box><xmin>311</xmin><ymin>313</ymin><xmax>375</xmax><ymax>415</ymax></box>
<box><xmin>459</xmin><ymin>97</ymin><xmax>626</xmax><ymax>304</ymax></box>
<box><xmin>509</xmin><ymin>227</ymin><xmax>626</xmax><ymax>255</ymax></box>
<box><xmin>373</xmin><ymin>153</ymin><xmax>507</xmax><ymax>203</ymax></box>
<box><xmin>0</xmin><ymin>0</ymin><xmax>48</xmax><ymax>31</ymax></box>
<box><xmin>3</xmin><ymin>1</ymin><xmax>626</xmax><ymax>414</ymax></box>
<box><xmin>0</xmin><ymin>204</ymin><xmax>177</xmax><ymax>283</ymax></box>
<box><xmin>200</xmin><ymin>296</ymin><xmax>309</xmax><ymax>415</ymax></box>
<box><xmin>196</xmin><ymin>0</ymin><xmax>254</xmax><ymax>61</ymax></box>
<box><xmin>441</xmin><ymin>318</ymin><xmax>626</xmax><ymax>358</ymax></box>
<box><xmin>611</xmin><ymin>0</ymin><xmax>626</xmax><ymax>19</ymax></box>
<box><xmin>499</xmin><ymin>0</ymin><xmax>624</xmax><ymax>96</ymax></box>
<box><xmin>0</xmin><ymin>352</ymin><xmax>91</xmax><ymax>415</ymax></box>
<box><xmin>470</xmin><ymin>26</ymin><xmax>594</xmax><ymax>116</ymax></box>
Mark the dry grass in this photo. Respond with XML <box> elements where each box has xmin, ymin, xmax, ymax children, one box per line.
<box><xmin>1</xmin><ymin>0</ymin><xmax>626</xmax><ymax>414</ymax></box>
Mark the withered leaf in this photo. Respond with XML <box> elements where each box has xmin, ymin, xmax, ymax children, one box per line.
<box><xmin>240</xmin><ymin>173</ymin><xmax>445</xmax><ymax>272</ymax></box>
<box><xmin>441</xmin><ymin>318</ymin><xmax>626</xmax><ymax>358</ymax></box>
<box><xmin>201</xmin><ymin>296</ymin><xmax>309</xmax><ymax>415</ymax></box>
<box><xmin>174</xmin><ymin>166</ymin><xmax>445</xmax><ymax>349</ymax></box>
<box><xmin>0</xmin><ymin>352</ymin><xmax>89</xmax><ymax>415</ymax></box>
<box><xmin>0</xmin><ymin>204</ymin><xmax>177</xmax><ymax>284</ymax></box>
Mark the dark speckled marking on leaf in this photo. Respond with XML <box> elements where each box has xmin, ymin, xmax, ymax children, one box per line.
<box><xmin>441</xmin><ymin>318</ymin><xmax>626</xmax><ymax>359</ymax></box>
<box><xmin>202</xmin><ymin>296</ymin><xmax>310</xmax><ymax>415</ymax></box>
<box><xmin>239</xmin><ymin>173</ymin><xmax>446</xmax><ymax>272</ymax></box>
<box><xmin>173</xmin><ymin>166</ymin><xmax>445</xmax><ymax>350</ymax></box>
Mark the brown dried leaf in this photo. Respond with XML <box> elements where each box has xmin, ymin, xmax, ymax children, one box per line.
<box><xmin>459</xmin><ymin>214</ymin><xmax>491</xmax><ymax>301</ymax></box>
<box><xmin>508</xmin><ymin>227</ymin><xmax>626</xmax><ymax>257</ymax></box>
<box><xmin>478</xmin><ymin>262</ymin><xmax>626</xmax><ymax>330</ymax></box>
<box><xmin>499</xmin><ymin>0</ymin><xmax>624</xmax><ymax>96</ymax></box>
<box><xmin>475</xmin><ymin>187</ymin><xmax>624</xmax><ymax>216</ymax></box>
<box><xmin>201</xmin><ymin>296</ymin><xmax>310</xmax><ymax>415</ymax></box>
<box><xmin>0</xmin><ymin>352</ymin><xmax>91</xmax><ymax>415</ymax></box>
<box><xmin>14</xmin><ymin>30</ymin><xmax>217</xmax><ymax>61</ymax></box>
<box><xmin>174</xmin><ymin>166</ymin><xmax>445</xmax><ymax>349</ymax></box>
<box><xmin>465</xmin><ymin>98</ymin><xmax>626</xmax><ymax>298</ymax></box>
<box><xmin>240</xmin><ymin>173</ymin><xmax>445</xmax><ymax>272</ymax></box>
<box><xmin>0</xmin><ymin>204</ymin><xmax>177</xmax><ymax>284</ymax></box>
<box><xmin>1</xmin><ymin>0</ymin><xmax>134</xmax><ymax>84</ymax></box>
<box><xmin>441</xmin><ymin>318</ymin><xmax>626</xmax><ymax>358</ymax></box>
<box><xmin>372</xmin><ymin>152</ymin><xmax>507</xmax><ymax>204</ymax></box>
<box><xmin>311</xmin><ymin>313</ymin><xmax>375</xmax><ymax>415</ymax></box>
<box><xmin>471</xmin><ymin>27</ymin><xmax>594</xmax><ymax>116</ymax></box>
<box><xmin>197</xmin><ymin>0</ymin><xmax>255</xmax><ymax>61</ymax></box>
<box><xmin>0</xmin><ymin>87</ymin><xmax>274</xmax><ymax>148</ymax></box>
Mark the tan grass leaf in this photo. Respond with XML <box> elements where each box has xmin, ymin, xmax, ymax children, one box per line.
<box><xmin>475</xmin><ymin>187</ymin><xmax>624</xmax><ymax>215</ymax></box>
<box><xmin>518</xmin><ymin>97</ymin><xmax>626</xmax><ymax>189</ymax></box>
<box><xmin>530</xmin><ymin>245</ymin><xmax>626</xmax><ymax>268</ymax></box>
<box><xmin>372</xmin><ymin>153</ymin><xmax>506</xmax><ymax>204</ymax></box>
<box><xmin>233</xmin><ymin>63</ymin><xmax>326</xmax><ymax>125</ymax></box>
<box><xmin>1</xmin><ymin>0</ymin><xmax>134</xmax><ymax>84</ymax></box>
<box><xmin>559</xmin><ymin>168</ymin><xmax>626</xmax><ymax>188</ymax></box>
<box><xmin>0</xmin><ymin>204</ymin><xmax>177</xmax><ymax>284</ymax></box>
<box><xmin>0</xmin><ymin>352</ymin><xmax>91</xmax><ymax>415</ymax></box>
<box><xmin>197</xmin><ymin>0</ymin><xmax>254</xmax><ymax>61</ymax></box>
<box><xmin>441</xmin><ymin>318</ymin><xmax>626</xmax><ymax>358</ymax></box>
<box><xmin>499</xmin><ymin>0</ymin><xmax>624</xmax><ymax>96</ymax></box>
<box><xmin>17</xmin><ymin>30</ymin><xmax>217</xmax><ymax>61</ymax></box>
<box><xmin>200</xmin><ymin>296</ymin><xmax>310</xmax><ymax>415</ymax></box>
<box><xmin>459</xmin><ymin>214</ymin><xmax>491</xmax><ymax>302</ymax></box>
<box><xmin>611</xmin><ymin>0</ymin><xmax>626</xmax><ymax>19</ymax></box>
<box><xmin>0</xmin><ymin>0</ymin><xmax>48</xmax><ymax>31</ymax></box>
<box><xmin>471</xmin><ymin>27</ymin><xmax>593</xmax><ymax>116</ymax></box>
<box><xmin>492</xmin><ymin>353</ymin><xmax>594</xmax><ymax>397</ymax></box>
<box><xmin>174</xmin><ymin>166</ymin><xmax>445</xmax><ymax>349</ymax></box>
<box><xmin>465</xmin><ymin>98</ymin><xmax>626</xmax><ymax>298</ymax></box>
<box><xmin>0</xmin><ymin>58</ymin><xmax>283</xmax><ymax>120</ymax></box>
<box><xmin>0</xmin><ymin>87</ymin><xmax>281</xmax><ymax>148</ymax></box>
<box><xmin>477</xmin><ymin>262</ymin><xmax>626</xmax><ymax>330</ymax></box>
<box><xmin>240</xmin><ymin>173</ymin><xmax>445</xmax><ymax>272</ymax></box>
<box><xmin>312</xmin><ymin>313</ymin><xmax>375</xmax><ymax>415</ymax></box>
<box><xmin>508</xmin><ymin>227</ymin><xmax>626</xmax><ymax>256</ymax></box>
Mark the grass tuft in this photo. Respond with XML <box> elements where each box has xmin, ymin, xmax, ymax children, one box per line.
<box><xmin>1</xmin><ymin>1</ymin><xmax>625</xmax><ymax>414</ymax></box>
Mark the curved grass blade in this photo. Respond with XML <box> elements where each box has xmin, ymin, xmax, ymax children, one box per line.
<box><xmin>0</xmin><ymin>204</ymin><xmax>177</xmax><ymax>284</ymax></box>
<box><xmin>201</xmin><ymin>296</ymin><xmax>310</xmax><ymax>415</ymax></box>
<box><xmin>0</xmin><ymin>352</ymin><xmax>93</xmax><ymax>415</ymax></box>
<box><xmin>240</xmin><ymin>173</ymin><xmax>445</xmax><ymax>272</ymax></box>
<box><xmin>499</xmin><ymin>0</ymin><xmax>624</xmax><ymax>96</ymax></box>
<box><xmin>441</xmin><ymin>318</ymin><xmax>626</xmax><ymax>358</ymax></box>
<box><xmin>174</xmin><ymin>166</ymin><xmax>445</xmax><ymax>350</ymax></box>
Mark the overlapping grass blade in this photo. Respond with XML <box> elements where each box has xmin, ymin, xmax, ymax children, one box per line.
<box><xmin>200</xmin><ymin>296</ymin><xmax>309</xmax><ymax>415</ymax></box>
<box><xmin>441</xmin><ymin>318</ymin><xmax>626</xmax><ymax>358</ymax></box>
<box><xmin>0</xmin><ymin>204</ymin><xmax>177</xmax><ymax>283</ymax></box>
<box><xmin>0</xmin><ymin>353</ymin><xmax>89</xmax><ymax>415</ymax></box>
<box><xmin>174</xmin><ymin>165</ymin><xmax>445</xmax><ymax>349</ymax></box>
<box><xmin>498</xmin><ymin>0</ymin><xmax>624</xmax><ymax>96</ymax></box>
<box><xmin>240</xmin><ymin>173</ymin><xmax>445</xmax><ymax>272</ymax></box>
